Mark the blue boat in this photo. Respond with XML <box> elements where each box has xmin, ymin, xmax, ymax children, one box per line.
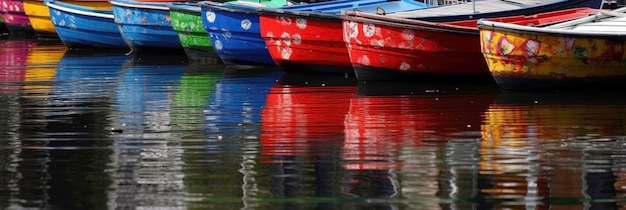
<box><xmin>199</xmin><ymin>1</ymin><xmax>292</xmax><ymax>67</ymax></box>
<box><xmin>199</xmin><ymin>0</ymin><xmax>432</xmax><ymax>67</ymax></box>
<box><xmin>110</xmin><ymin>0</ymin><xmax>183</xmax><ymax>53</ymax></box>
<box><xmin>45</xmin><ymin>0</ymin><xmax>128</xmax><ymax>49</ymax></box>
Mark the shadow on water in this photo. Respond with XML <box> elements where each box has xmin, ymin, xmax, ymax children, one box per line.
<box><xmin>356</xmin><ymin>80</ymin><xmax>502</xmax><ymax>96</ymax></box>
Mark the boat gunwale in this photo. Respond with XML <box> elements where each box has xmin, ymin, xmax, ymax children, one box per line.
<box><xmin>257</xmin><ymin>6</ymin><xmax>343</xmax><ymax>21</ymax></box>
<box><xmin>45</xmin><ymin>0</ymin><xmax>113</xmax><ymax>19</ymax></box>
<box><xmin>110</xmin><ymin>0</ymin><xmax>170</xmax><ymax>11</ymax></box>
<box><xmin>167</xmin><ymin>2</ymin><xmax>200</xmax><ymax>13</ymax></box>
<box><xmin>477</xmin><ymin>17</ymin><xmax>626</xmax><ymax>38</ymax></box>
<box><xmin>341</xmin><ymin>10</ymin><xmax>478</xmax><ymax>35</ymax></box>
<box><xmin>198</xmin><ymin>1</ymin><xmax>262</xmax><ymax>15</ymax></box>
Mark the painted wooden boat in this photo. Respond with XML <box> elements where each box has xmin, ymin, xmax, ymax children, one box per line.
<box><xmin>46</xmin><ymin>0</ymin><xmax>127</xmax><ymax>49</ymax></box>
<box><xmin>0</xmin><ymin>0</ymin><xmax>35</xmax><ymax>35</ymax></box>
<box><xmin>110</xmin><ymin>0</ymin><xmax>187</xmax><ymax>53</ymax></box>
<box><xmin>341</xmin><ymin>7</ymin><xmax>602</xmax><ymax>82</ymax></box>
<box><xmin>257</xmin><ymin>0</ymin><xmax>433</xmax><ymax>74</ymax></box>
<box><xmin>477</xmin><ymin>7</ymin><xmax>626</xmax><ymax>90</ymax></box>
<box><xmin>23</xmin><ymin>0</ymin><xmax>110</xmax><ymax>38</ymax></box>
<box><xmin>199</xmin><ymin>1</ymin><xmax>293</xmax><ymax>66</ymax></box>
<box><xmin>168</xmin><ymin>2</ymin><xmax>220</xmax><ymax>64</ymax></box>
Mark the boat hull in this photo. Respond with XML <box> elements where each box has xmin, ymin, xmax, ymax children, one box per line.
<box><xmin>0</xmin><ymin>0</ymin><xmax>35</xmax><ymax>35</ymax></box>
<box><xmin>169</xmin><ymin>3</ymin><xmax>220</xmax><ymax>63</ymax></box>
<box><xmin>480</xmin><ymin>29</ymin><xmax>626</xmax><ymax>90</ymax></box>
<box><xmin>342</xmin><ymin>8</ymin><xmax>602</xmax><ymax>82</ymax></box>
<box><xmin>200</xmin><ymin>2</ymin><xmax>275</xmax><ymax>66</ymax></box>
<box><xmin>343</xmin><ymin>17</ymin><xmax>490</xmax><ymax>82</ymax></box>
<box><xmin>24</xmin><ymin>0</ymin><xmax>110</xmax><ymax>38</ymax></box>
<box><xmin>47</xmin><ymin>1</ymin><xmax>127</xmax><ymax>49</ymax></box>
<box><xmin>111</xmin><ymin>0</ymin><xmax>183</xmax><ymax>52</ymax></box>
<box><xmin>260</xmin><ymin>14</ymin><xmax>353</xmax><ymax>74</ymax></box>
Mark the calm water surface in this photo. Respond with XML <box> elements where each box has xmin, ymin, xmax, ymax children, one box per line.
<box><xmin>2</xmin><ymin>37</ymin><xmax>626</xmax><ymax>209</ymax></box>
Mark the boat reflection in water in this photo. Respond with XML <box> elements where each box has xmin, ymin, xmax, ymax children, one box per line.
<box><xmin>260</xmin><ymin>72</ymin><xmax>356</xmax><ymax>206</ymax></box>
<box><xmin>347</xmin><ymin>82</ymin><xmax>499</xmax><ymax>209</ymax></box>
<box><xmin>108</xmin><ymin>53</ymin><xmax>188</xmax><ymax>209</ymax></box>
<box><xmin>0</xmin><ymin>38</ymin><xmax>35</xmax><ymax>93</ymax></box>
<box><xmin>171</xmin><ymin>62</ymin><xmax>223</xmax><ymax>134</ymax></box>
<box><xmin>34</xmin><ymin>49</ymin><xmax>130</xmax><ymax>209</ymax></box>
<box><xmin>481</xmin><ymin>91</ymin><xmax>626</xmax><ymax>209</ymax></box>
<box><xmin>24</xmin><ymin>40</ymin><xmax>66</xmax><ymax>96</ymax></box>
<box><xmin>0</xmin><ymin>41</ymin><xmax>131</xmax><ymax>209</ymax></box>
<box><xmin>51</xmin><ymin>50</ymin><xmax>132</xmax><ymax>107</ymax></box>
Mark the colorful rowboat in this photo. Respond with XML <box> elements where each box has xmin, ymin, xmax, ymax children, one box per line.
<box><xmin>0</xmin><ymin>0</ymin><xmax>35</xmax><ymax>35</ymax></box>
<box><xmin>46</xmin><ymin>0</ymin><xmax>127</xmax><ymax>49</ymax></box>
<box><xmin>199</xmin><ymin>1</ymin><xmax>293</xmax><ymax>66</ymax></box>
<box><xmin>111</xmin><ymin>0</ymin><xmax>186</xmax><ymax>53</ymax></box>
<box><xmin>341</xmin><ymin>7</ymin><xmax>602</xmax><ymax>82</ymax></box>
<box><xmin>168</xmin><ymin>2</ymin><xmax>220</xmax><ymax>63</ymax></box>
<box><xmin>478</xmin><ymin>7</ymin><xmax>626</xmax><ymax>90</ymax></box>
<box><xmin>256</xmin><ymin>0</ymin><xmax>432</xmax><ymax>74</ymax></box>
<box><xmin>23</xmin><ymin>0</ymin><xmax>110</xmax><ymax>38</ymax></box>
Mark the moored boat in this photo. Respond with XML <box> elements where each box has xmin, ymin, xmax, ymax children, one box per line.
<box><xmin>199</xmin><ymin>0</ymin><xmax>293</xmax><ymax>67</ymax></box>
<box><xmin>46</xmin><ymin>0</ymin><xmax>128</xmax><ymax>49</ymax></box>
<box><xmin>168</xmin><ymin>2</ymin><xmax>220</xmax><ymax>64</ymax></box>
<box><xmin>341</xmin><ymin>6</ymin><xmax>603</xmax><ymax>82</ymax></box>
<box><xmin>0</xmin><ymin>0</ymin><xmax>35</xmax><ymax>35</ymax></box>
<box><xmin>23</xmin><ymin>0</ymin><xmax>111</xmax><ymax>38</ymax></box>
<box><xmin>257</xmin><ymin>0</ymin><xmax>433</xmax><ymax>74</ymax></box>
<box><xmin>111</xmin><ymin>0</ymin><xmax>187</xmax><ymax>53</ymax></box>
<box><xmin>477</xmin><ymin>7</ymin><xmax>626</xmax><ymax>90</ymax></box>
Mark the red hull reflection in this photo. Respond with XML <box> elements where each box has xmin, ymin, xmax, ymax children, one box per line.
<box><xmin>0</xmin><ymin>39</ymin><xmax>35</xmax><ymax>93</ymax></box>
<box><xmin>343</xmin><ymin>93</ymin><xmax>498</xmax><ymax>170</ymax></box>
<box><xmin>261</xmin><ymin>84</ymin><xmax>356</xmax><ymax>159</ymax></box>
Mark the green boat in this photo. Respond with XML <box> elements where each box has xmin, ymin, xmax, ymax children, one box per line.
<box><xmin>168</xmin><ymin>2</ymin><xmax>221</xmax><ymax>64</ymax></box>
<box><xmin>168</xmin><ymin>0</ymin><xmax>292</xmax><ymax>64</ymax></box>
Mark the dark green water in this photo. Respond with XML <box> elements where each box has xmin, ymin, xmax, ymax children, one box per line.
<box><xmin>2</xmin><ymin>37</ymin><xmax>626</xmax><ymax>209</ymax></box>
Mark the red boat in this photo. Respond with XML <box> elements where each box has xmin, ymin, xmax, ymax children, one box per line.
<box><xmin>258</xmin><ymin>12</ymin><xmax>354</xmax><ymax>74</ymax></box>
<box><xmin>341</xmin><ymin>8</ymin><xmax>601</xmax><ymax>82</ymax></box>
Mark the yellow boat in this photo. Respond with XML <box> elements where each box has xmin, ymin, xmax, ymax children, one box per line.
<box><xmin>23</xmin><ymin>0</ymin><xmax>112</xmax><ymax>38</ymax></box>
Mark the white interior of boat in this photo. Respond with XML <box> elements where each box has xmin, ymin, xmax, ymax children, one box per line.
<box><xmin>478</xmin><ymin>6</ymin><xmax>626</xmax><ymax>34</ymax></box>
<box><xmin>388</xmin><ymin>0</ymin><xmax>560</xmax><ymax>18</ymax></box>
